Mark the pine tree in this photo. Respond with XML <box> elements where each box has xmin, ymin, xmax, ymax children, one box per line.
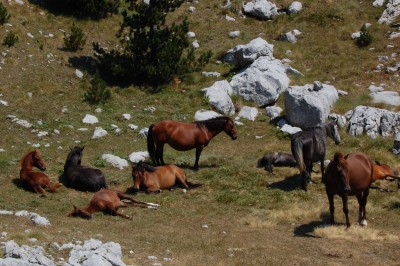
<box><xmin>93</xmin><ymin>0</ymin><xmax>212</xmax><ymax>88</ymax></box>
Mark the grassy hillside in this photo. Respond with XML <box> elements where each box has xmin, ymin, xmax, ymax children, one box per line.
<box><xmin>0</xmin><ymin>0</ymin><xmax>400</xmax><ymax>265</ymax></box>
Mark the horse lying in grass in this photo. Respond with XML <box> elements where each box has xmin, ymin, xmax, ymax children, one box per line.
<box><xmin>19</xmin><ymin>150</ymin><xmax>62</xmax><ymax>195</ymax></box>
<box><xmin>371</xmin><ymin>161</ymin><xmax>400</xmax><ymax>192</ymax></box>
<box><xmin>131</xmin><ymin>161</ymin><xmax>200</xmax><ymax>194</ymax></box>
<box><xmin>324</xmin><ymin>152</ymin><xmax>373</xmax><ymax>228</ymax></box>
<box><xmin>68</xmin><ymin>189</ymin><xmax>159</xmax><ymax>220</ymax></box>
<box><xmin>63</xmin><ymin>146</ymin><xmax>107</xmax><ymax>192</ymax></box>
<box><xmin>257</xmin><ymin>152</ymin><xmax>298</xmax><ymax>173</ymax></box>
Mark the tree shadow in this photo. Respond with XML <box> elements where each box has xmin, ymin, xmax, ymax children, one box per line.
<box><xmin>68</xmin><ymin>56</ymin><xmax>98</xmax><ymax>76</ymax></box>
<box><xmin>267</xmin><ymin>174</ymin><xmax>301</xmax><ymax>191</ymax></box>
<box><xmin>12</xmin><ymin>178</ymin><xmax>35</xmax><ymax>193</ymax></box>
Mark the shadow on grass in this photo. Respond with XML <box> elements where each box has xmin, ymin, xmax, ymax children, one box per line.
<box><xmin>267</xmin><ymin>174</ymin><xmax>301</xmax><ymax>191</ymax></box>
<box><xmin>68</xmin><ymin>56</ymin><xmax>97</xmax><ymax>76</ymax></box>
<box><xmin>12</xmin><ymin>178</ymin><xmax>35</xmax><ymax>193</ymax></box>
<box><xmin>387</xmin><ymin>201</ymin><xmax>400</xmax><ymax>209</ymax></box>
<box><xmin>176</xmin><ymin>162</ymin><xmax>219</xmax><ymax>171</ymax></box>
<box><xmin>293</xmin><ymin>213</ymin><xmax>331</xmax><ymax>237</ymax></box>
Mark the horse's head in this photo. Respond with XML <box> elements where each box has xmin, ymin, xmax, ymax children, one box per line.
<box><xmin>67</xmin><ymin>146</ymin><xmax>84</xmax><ymax>165</ymax></box>
<box><xmin>32</xmin><ymin>150</ymin><xmax>46</xmax><ymax>171</ymax></box>
<box><xmin>68</xmin><ymin>205</ymin><xmax>92</xmax><ymax>220</ymax></box>
<box><xmin>374</xmin><ymin>161</ymin><xmax>399</xmax><ymax>180</ymax></box>
<box><xmin>326</xmin><ymin>152</ymin><xmax>350</xmax><ymax>193</ymax></box>
<box><xmin>131</xmin><ymin>161</ymin><xmax>145</xmax><ymax>191</ymax></box>
<box><xmin>326</xmin><ymin>121</ymin><xmax>341</xmax><ymax>145</ymax></box>
<box><xmin>223</xmin><ymin>117</ymin><xmax>237</xmax><ymax>140</ymax></box>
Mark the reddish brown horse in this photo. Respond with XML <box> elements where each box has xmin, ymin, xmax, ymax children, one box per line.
<box><xmin>147</xmin><ymin>116</ymin><xmax>237</xmax><ymax>169</ymax></box>
<box><xmin>371</xmin><ymin>161</ymin><xmax>399</xmax><ymax>192</ymax></box>
<box><xmin>19</xmin><ymin>150</ymin><xmax>62</xmax><ymax>195</ymax></box>
<box><xmin>324</xmin><ymin>152</ymin><xmax>374</xmax><ymax>228</ymax></box>
<box><xmin>68</xmin><ymin>189</ymin><xmax>159</xmax><ymax>220</ymax></box>
<box><xmin>132</xmin><ymin>161</ymin><xmax>196</xmax><ymax>193</ymax></box>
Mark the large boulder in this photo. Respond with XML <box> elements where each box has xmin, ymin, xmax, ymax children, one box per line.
<box><xmin>378</xmin><ymin>0</ymin><xmax>400</xmax><ymax>24</ymax></box>
<box><xmin>194</xmin><ymin>110</ymin><xmax>222</xmax><ymax>121</ymax></box>
<box><xmin>223</xmin><ymin>37</ymin><xmax>274</xmax><ymax>68</ymax></box>
<box><xmin>230</xmin><ymin>56</ymin><xmax>293</xmax><ymax>107</ymax></box>
<box><xmin>284</xmin><ymin>82</ymin><xmax>339</xmax><ymax>128</ymax></box>
<box><xmin>243</xmin><ymin>0</ymin><xmax>278</xmax><ymax>20</ymax></box>
<box><xmin>347</xmin><ymin>105</ymin><xmax>400</xmax><ymax>138</ymax></box>
<box><xmin>202</xmin><ymin>80</ymin><xmax>235</xmax><ymax>115</ymax></box>
<box><xmin>370</xmin><ymin>91</ymin><xmax>400</xmax><ymax>106</ymax></box>
<box><xmin>288</xmin><ymin>1</ymin><xmax>302</xmax><ymax>14</ymax></box>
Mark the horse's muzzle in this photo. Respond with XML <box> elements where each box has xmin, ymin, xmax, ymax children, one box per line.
<box><xmin>231</xmin><ymin>136</ymin><xmax>237</xmax><ymax>140</ymax></box>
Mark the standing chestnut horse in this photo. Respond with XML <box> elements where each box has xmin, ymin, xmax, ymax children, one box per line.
<box><xmin>323</xmin><ymin>152</ymin><xmax>374</xmax><ymax>228</ymax></box>
<box><xmin>68</xmin><ymin>189</ymin><xmax>159</xmax><ymax>220</ymax></box>
<box><xmin>147</xmin><ymin>116</ymin><xmax>237</xmax><ymax>169</ymax></box>
<box><xmin>291</xmin><ymin>121</ymin><xmax>341</xmax><ymax>191</ymax></box>
<box><xmin>19</xmin><ymin>150</ymin><xmax>62</xmax><ymax>195</ymax></box>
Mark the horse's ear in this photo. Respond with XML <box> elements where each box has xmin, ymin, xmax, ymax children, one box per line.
<box><xmin>73</xmin><ymin>205</ymin><xmax>77</xmax><ymax>211</ymax></box>
<box><xmin>69</xmin><ymin>146</ymin><xmax>72</xmax><ymax>151</ymax></box>
<box><xmin>81</xmin><ymin>146</ymin><xmax>85</xmax><ymax>151</ymax></box>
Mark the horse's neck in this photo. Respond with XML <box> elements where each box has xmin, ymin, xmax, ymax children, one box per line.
<box><xmin>83</xmin><ymin>205</ymin><xmax>98</xmax><ymax>214</ymax></box>
<box><xmin>21</xmin><ymin>156</ymin><xmax>33</xmax><ymax>171</ymax></box>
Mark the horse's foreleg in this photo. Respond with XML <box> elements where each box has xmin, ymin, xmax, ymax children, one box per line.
<box><xmin>193</xmin><ymin>147</ymin><xmax>203</xmax><ymax>170</ymax></box>
<box><xmin>33</xmin><ymin>185</ymin><xmax>47</xmax><ymax>195</ymax></box>
<box><xmin>320</xmin><ymin>158</ymin><xmax>325</xmax><ymax>180</ymax></box>
<box><xmin>327</xmin><ymin>192</ymin><xmax>335</xmax><ymax>225</ymax></box>
<box><xmin>117</xmin><ymin>191</ymin><xmax>158</xmax><ymax>208</ymax></box>
<box><xmin>356</xmin><ymin>194</ymin><xmax>363</xmax><ymax>224</ymax></box>
<box><xmin>341</xmin><ymin>194</ymin><xmax>350</xmax><ymax>228</ymax></box>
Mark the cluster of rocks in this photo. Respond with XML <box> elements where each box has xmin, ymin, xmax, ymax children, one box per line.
<box><xmin>377</xmin><ymin>0</ymin><xmax>400</xmax><ymax>25</ymax></box>
<box><xmin>0</xmin><ymin>239</ymin><xmax>126</xmax><ymax>266</ymax></box>
<box><xmin>243</xmin><ymin>0</ymin><xmax>302</xmax><ymax>20</ymax></box>
<box><xmin>0</xmin><ymin>210</ymin><xmax>50</xmax><ymax>226</ymax></box>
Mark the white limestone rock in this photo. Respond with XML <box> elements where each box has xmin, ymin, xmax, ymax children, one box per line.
<box><xmin>378</xmin><ymin>0</ymin><xmax>400</xmax><ymax>24</ymax></box>
<box><xmin>243</xmin><ymin>0</ymin><xmax>278</xmax><ymax>20</ymax></box>
<box><xmin>101</xmin><ymin>154</ymin><xmax>128</xmax><ymax>170</ymax></box>
<box><xmin>82</xmin><ymin>114</ymin><xmax>98</xmax><ymax>124</ymax></box>
<box><xmin>265</xmin><ymin>106</ymin><xmax>282</xmax><ymax>119</ymax></box>
<box><xmin>92</xmin><ymin>127</ymin><xmax>108</xmax><ymax>139</ymax></box>
<box><xmin>202</xmin><ymin>80</ymin><xmax>235</xmax><ymax>115</ymax></box>
<box><xmin>288</xmin><ymin>1</ymin><xmax>302</xmax><ymax>14</ymax></box>
<box><xmin>370</xmin><ymin>91</ymin><xmax>400</xmax><ymax>106</ymax></box>
<box><xmin>129</xmin><ymin>151</ymin><xmax>149</xmax><ymax>163</ymax></box>
<box><xmin>194</xmin><ymin>110</ymin><xmax>222</xmax><ymax>121</ymax></box>
<box><xmin>238</xmin><ymin>106</ymin><xmax>258</xmax><ymax>121</ymax></box>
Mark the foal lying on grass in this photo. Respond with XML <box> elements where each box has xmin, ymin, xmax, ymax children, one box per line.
<box><xmin>257</xmin><ymin>152</ymin><xmax>298</xmax><ymax>173</ymax></box>
<box><xmin>68</xmin><ymin>189</ymin><xmax>159</xmax><ymax>220</ymax></box>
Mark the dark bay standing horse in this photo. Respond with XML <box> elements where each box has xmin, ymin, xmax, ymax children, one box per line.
<box><xmin>257</xmin><ymin>152</ymin><xmax>298</xmax><ymax>173</ymax></box>
<box><xmin>291</xmin><ymin>121</ymin><xmax>341</xmax><ymax>191</ymax></box>
<box><xmin>19</xmin><ymin>150</ymin><xmax>62</xmax><ymax>195</ymax></box>
<box><xmin>63</xmin><ymin>146</ymin><xmax>107</xmax><ymax>192</ymax></box>
<box><xmin>324</xmin><ymin>152</ymin><xmax>374</xmax><ymax>228</ymax></box>
<box><xmin>147</xmin><ymin>116</ymin><xmax>237</xmax><ymax>169</ymax></box>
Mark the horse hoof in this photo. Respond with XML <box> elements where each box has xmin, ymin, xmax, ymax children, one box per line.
<box><xmin>360</xmin><ymin>220</ymin><xmax>368</xmax><ymax>226</ymax></box>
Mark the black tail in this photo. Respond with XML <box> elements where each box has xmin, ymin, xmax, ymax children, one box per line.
<box><xmin>291</xmin><ymin>138</ymin><xmax>304</xmax><ymax>173</ymax></box>
<box><xmin>147</xmin><ymin>124</ymin><xmax>156</xmax><ymax>165</ymax></box>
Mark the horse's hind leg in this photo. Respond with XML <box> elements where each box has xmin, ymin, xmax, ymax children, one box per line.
<box><xmin>33</xmin><ymin>185</ymin><xmax>47</xmax><ymax>195</ymax></box>
<box><xmin>116</xmin><ymin>191</ymin><xmax>154</xmax><ymax>206</ymax></box>
<box><xmin>359</xmin><ymin>190</ymin><xmax>369</xmax><ymax>226</ymax></box>
<box><xmin>155</xmin><ymin>143</ymin><xmax>165</xmax><ymax>165</ymax></box>
<box><xmin>176</xmin><ymin>172</ymin><xmax>189</xmax><ymax>189</ymax></box>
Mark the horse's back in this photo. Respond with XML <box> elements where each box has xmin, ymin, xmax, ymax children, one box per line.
<box><xmin>64</xmin><ymin>164</ymin><xmax>107</xmax><ymax>192</ymax></box>
<box><xmin>345</xmin><ymin>152</ymin><xmax>373</xmax><ymax>192</ymax></box>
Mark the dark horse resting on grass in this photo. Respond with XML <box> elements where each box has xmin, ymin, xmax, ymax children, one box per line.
<box><xmin>257</xmin><ymin>152</ymin><xmax>298</xmax><ymax>173</ymax></box>
<box><xmin>147</xmin><ymin>116</ymin><xmax>237</xmax><ymax>170</ymax></box>
<box><xmin>19</xmin><ymin>150</ymin><xmax>62</xmax><ymax>195</ymax></box>
<box><xmin>63</xmin><ymin>146</ymin><xmax>107</xmax><ymax>192</ymax></box>
<box><xmin>291</xmin><ymin>121</ymin><xmax>341</xmax><ymax>191</ymax></box>
<box><xmin>324</xmin><ymin>152</ymin><xmax>374</xmax><ymax>228</ymax></box>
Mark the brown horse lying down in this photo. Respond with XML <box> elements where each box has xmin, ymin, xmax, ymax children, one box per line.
<box><xmin>371</xmin><ymin>161</ymin><xmax>399</xmax><ymax>192</ymax></box>
<box><xmin>257</xmin><ymin>152</ymin><xmax>298</xmax><ymax>173</ymax></box>
<box><xmin>324</xmin><ymin>152</ymin><xmax>374</xmax><ymax>228</ymax></box>
<box><xmin>132</xmin><ymin>161</ymin><xmax>199</xmax><ymax>194</ymax></box>
<box><xmin>19</xmin><ymin>150</ymin><xmax>62</xmax><ymax>195</ymax></box>
<box><xmin>68</xmin><ymin>189</ymin><xmax>159</xmax><ymax>220</ymax></box>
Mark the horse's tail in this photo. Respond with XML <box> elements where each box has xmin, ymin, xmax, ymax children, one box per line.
<box><xmin>291</xmin><ymin>138</ymin><xmax>305</xmax><ymax>173</ymax></box>
<box><xmin>147</xmin><ymin>124</ymin><xmax>156</xmax><ymax>165</ymax></box>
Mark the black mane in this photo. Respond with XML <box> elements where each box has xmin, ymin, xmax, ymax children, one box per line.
<box><xmin>195</xmin><ymin>116</ymin><xmax>230</xmax><ymax>131</ymax></box>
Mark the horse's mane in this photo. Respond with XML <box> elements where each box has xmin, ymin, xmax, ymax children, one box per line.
<box><xmin>19</xmin><ymin>150</ymin><xmax>37</xmax><ymax>167</ymax></box>
<box><xmin>137</xmin><ymin>161</ymin><xmax>156</xmax><ymax>172</ymax></box>
<box><xmin>195</xmin><ymin>116</ymin><xmax>231</xmax><ymax>131</ymax></box>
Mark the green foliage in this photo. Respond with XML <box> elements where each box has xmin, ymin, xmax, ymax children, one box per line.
<box><xmin>42</xmin><ymin>0</ymin><xmax>120</xmax><ymax>19</ymax></box>
<box><xmin>3</xmin><ymin>31</ymin><xmax>18</xmax><ymax>47</ymax></box>
<box><xmin>83</xmin><ymin>74</ymin><xmax>111</xmax><ymax>105</ymax></box>
<box><xmin>93</xmin><ymin>0</ymin><xmax>213</xmax><ymax>88</ymax></box>
<box><xmin>356</xmin><ymin>25</ymin><xmax>373</xmax><ymax>48</ymax></box>
<box><xmin>64</xmin><ymin>23</ymin><xmax>86</xmax><ymax>51</ymax></box>
<box><xmin>0</xmin><ymin>3</ymin><xmax>10</xmax><ymax>25</ymax></box>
